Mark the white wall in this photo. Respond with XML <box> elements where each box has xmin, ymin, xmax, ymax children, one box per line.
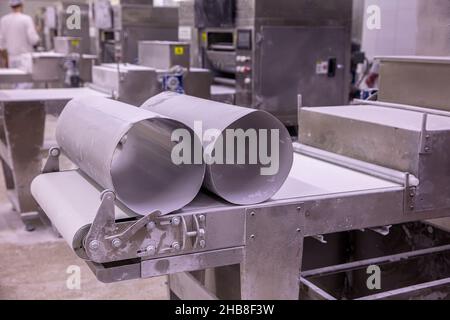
<box><xmin>416</xmin><ymin>0</ymin><xmax>450</xmax><ymax>56</ymax></box>
<box><xmin>361</xmin><ymin>0</ymin><xmax>450</xmax><ymax>58</ymax></box>
<box><xmin>362</xmin><ymin>0</ymin><xmax>419</xmax><ymax>59</ymax></box>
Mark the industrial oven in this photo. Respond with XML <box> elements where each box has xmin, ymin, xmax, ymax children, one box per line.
<box><xmin>180</xmin><ymin>0</ymin><xmax>353</xmax><ymax>126</ymax></box>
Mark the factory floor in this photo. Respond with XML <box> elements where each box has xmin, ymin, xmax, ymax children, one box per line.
<box><xmin>0</xmin><ymin>116</ymin><xmax>169</xmax><ymax>300</ymax></box>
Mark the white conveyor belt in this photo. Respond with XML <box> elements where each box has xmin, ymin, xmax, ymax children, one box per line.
<box><xmin>32</xmin><ymin>170</ymin><xmax>137</xmax><ymax>257</ymax></box>
<box><xmin>31</xmin><ymin>152</ymin><xmax>402</xmax><ymax>258</ymax></box>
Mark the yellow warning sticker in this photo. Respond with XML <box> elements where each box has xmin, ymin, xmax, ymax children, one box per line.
<box><xmin>70</xmin><ymin>39</ymin><xmax>80</xmax><ymax>47</ymax></box>
<box><xmin>174</xmin><ymin>46</ymin><xmax>185</xmax><ymax>55</ymax></box>
<box><xmin>202</xmin><ymin>32</ymin><xmax>207</xmax><ymax>43</ymax></box>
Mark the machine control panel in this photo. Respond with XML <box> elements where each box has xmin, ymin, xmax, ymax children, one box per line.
<box><xmin>235</xmin><ymin>29</ymin><xmax>254</xmax><ymax>107</ymax></box>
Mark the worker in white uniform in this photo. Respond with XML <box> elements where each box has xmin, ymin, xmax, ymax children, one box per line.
<box><xmin>0</xmin><ymin>0</ymin><xmax>40</xmax><ymax>88</ymax></box>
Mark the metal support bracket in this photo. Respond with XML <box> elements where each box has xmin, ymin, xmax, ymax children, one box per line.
<box><xmin>419</xmin><ymin>113</ymin><xmax>433</xmax><ymax>155</ymax></box>
<box><xmin>312</xmin><ymin>234</ymin><xmax>328</xmax><ymax>244</ymax></box>
<box><xmin>83</xmin><ymin>190</ymin><xmax>206</xmax><ymax>263</ymax></box>
<box><xmin>84</xmin><ymin>189</ymin><xmax>163</xmax><ymax>263</ymax></box>
<box><xmin>405</xmin><ymin>172</ymin><xmax>418</xmax><ymax>213</ymax></box>
<box><xmin>241</xmin><ymin>203</ymin><xmax>305</xmax><ymax>299</ymax></box>
<box><xmin>181</xmin><ymin>214</ymin><xmax>206</xmax><ymax>250</ymax></box>
<box><xmin>42</xmin><ymin>147</ymin><xmax>61</xmax><ymax>174</ymax></box>
<box><xmin>369</xmin><ymin>225</ymin><xmax>392</xmax><ymax>236</ymax></box>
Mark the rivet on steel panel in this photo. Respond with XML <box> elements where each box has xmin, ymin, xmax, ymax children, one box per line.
<box><xmin>146</xmin><ymin>221</ymin><xmax>156</xmax><ymax>231</ymax></box>
<box><xmin>146</xmin><ymin>245</ymin><xmax>156</xmax><ymax>256</ymax></box>
<box><xmin>172</xmin><ymin>242</ymin><xmax>181</xmax><ymax>251</ymax></box>
<box><xmin>171</xmin><ymin>217</ymin><xmax>181</xmax><ymax>226</ymax></box>
<box><xmin>50</xmin><ymin>147</ymin><xmax>60</xmax><ymax>157</ymax></box>
<box><xmin>100</xmin><ymin>189</ymin><xmax>115</xmax><ymax>201</ymax></box>
<box><xmin>89</xmin><ymin>240</ymin><xmax>100</xmax><ymax>251</ymax></box>
<box><xmin>111</xmin><ymin>238</ymin><xmax>122</xmax><ymax>248</ymax></box>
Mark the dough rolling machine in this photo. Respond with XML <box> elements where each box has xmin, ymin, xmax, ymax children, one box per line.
<box><xmin>31</xmin><ymin>93</ymin><xmax>450</xmax><ymax>300</ymax></box>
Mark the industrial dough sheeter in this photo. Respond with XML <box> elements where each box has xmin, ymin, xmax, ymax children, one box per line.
<box><xmin>31</xmin><ymin>97</ymin><xmax>450</xmax><ymax>300</ymax></box>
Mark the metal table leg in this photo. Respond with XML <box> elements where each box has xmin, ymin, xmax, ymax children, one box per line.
<box><xmin>0</xmin><ymin>101</ymin><xmax>45</xmax><ymax>226</ymax></box>
<box><xmin>240</xmin><ymin>205</ymin><xmax>305</xmax><ymax>300</ymax></box>
<box><xmin>166</xmin><ymin>205</ymin><xmax>306</xmax><ymax>300</ymax></box>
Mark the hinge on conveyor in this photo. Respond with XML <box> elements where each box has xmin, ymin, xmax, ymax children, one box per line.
<box><xmin>419</xmin><ymin>113</ymin><xmax>433</xmax><ymax>155</ymax></box>
<box><xmin>84</xmin><ymin>190</ymin><xmax>207</xmax><ymax>264</ymax></box>
<box><xmin>84</xmin><ymin>190</ymin><xmax>162</xmax><ymax>263</ymax></box>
